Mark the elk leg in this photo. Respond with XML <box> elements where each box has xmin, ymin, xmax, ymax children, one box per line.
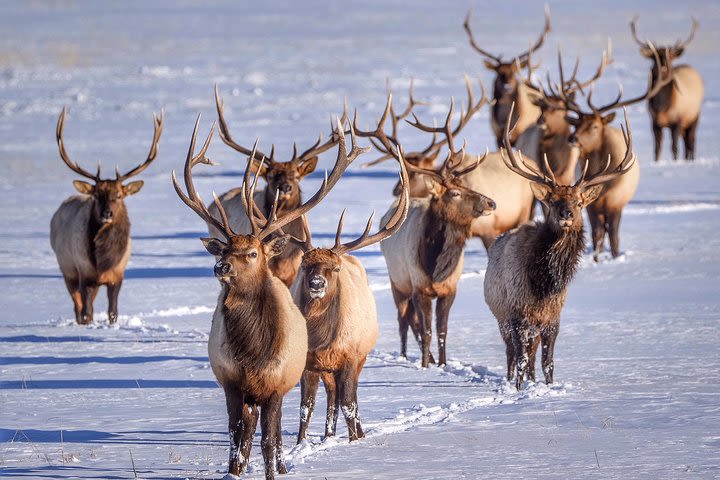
<box><xmin>652</xmin><ymin>122</ymin><xmax>663</xmax><ymax>162</ymax></box>
<box><xmin>106</xmin><ymin>278</ymin><xmax>122</xmax><ymax>324</ymax></box>
<box><xmin>587</xmin><ymin>206</ymin><xmax>605</xmax><ymax>262</ymax></box>
<box><xmin>435</xmin><ymin>291</ymin><xmax>457</xmax><ymax>366</ymax></box>
<box><xmin>224</xmin><ymin>386</ymin><xmax>245</xmax><ymax>476</ymax></box>
<box><xmin>503</xmin><ymin>335</ymin><xmax>516</xmax><ymax>382</ymax></box>
<box><xmin>527</xmin><ymin>335</ymin><xmax>541</xmax><ymax>382</ymax></box>
<box><xmin>297</xmin><ymin>370</ymin><xmax>320</xmax><ymax>444</ymax></box>
<box><xmin>338</xmin><ymin>362</ymin><xmax>363</xmax><ymax>441</ymax></box>
<box><xmin>411</xmin><ymin>293</ymin><xmax>434</xmax><ymax>368</ymax></box>
<box><xmin>239</xmin><ymin>400</ymin><xmax>258</xmax><ymax>473</ymax></box>
<box><xmin>64</xmin><ymin>277</ymin><xmax>83</xmax><ymax>324</ymax></box>
<box><xmin>390</xmin><ymin>282</ymin><xmax>411</xmax><ymax>357</ymax></box>
<box><xmin>541</xmin><ymin>324</ymin><xmax>559</xmax><ymax>384</ymax></box>
<box><xmin>670</xmin><ymin>124</ymin><xmax>681</xmax><ymax>161</ymax></box>
<box><xmin>684</xmin><ymin>119</ymin><xmax>699</xmax><ymax>161</ymax></box>
<box><xmin>510</xmin><ymin>316</ymin><xmax>532</xmax><ymax>390</ymax></box>
<box><xmin>321</xmin><ymin>371</ymin><xmax>338</xmax><ymax>438</ymax></box>
<box><xmin>79</xmin><ymin>281</ymin><xmax>99</xmax><ymax>324</ymax></box>
<box><xmin>274</xmin><ymin>396</ymin><xmax>287</xmax><ymax>474</ymax></box>
<box><xmin>353</xmin><ymin>356</ymin><xmax>367</xmax><ymax>439</ymax></box>
<box><xmin>607</xmin><ymin>211</ymin><xmax>623</xmax><ymax>258</ymax></box>
<box><xmin>260</xmin><ymin>393</ymin><xmax>282</xmax><ymax>479</ymax></box>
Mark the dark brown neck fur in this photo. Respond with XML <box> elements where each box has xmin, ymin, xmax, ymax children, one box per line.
<box><xmin>90</xmin><ymin>206</ymin><xmax>130</xmax><ymax>273</ymax></box>
<box><xmin>419</xmin><ymin>201</ymin><xmax>472</xmax><ymax>283</ymax></box>
<box><xmin>299</xmin><ymin>281</ymin><xmax>342</xmax><ymax>352</ymax></box>
<box><xmin>528</xmin><ymin>222</ymin><xmax>585</xmax><ymax>299</ymax></box>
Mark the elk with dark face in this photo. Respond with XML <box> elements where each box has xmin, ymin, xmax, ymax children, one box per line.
<box><xmin>464</xmin><ymin>7</ymin><xmax>551</xmax><ymax>147</ymax></box>
<box><xmin>210</xmin><ymin>85</ymin><xmax>346</xmax><ymax>286</ymax></box>
<box><xmin>630</xmin><ymin>16</ymin><xmax>704</xmax><ymax>161</ymax></box>
<box><xmin>50</xmin><ymin>107</ymin><xmax>163</xmax><ymax>325</ymax></box>
<box><xmin>293</xmin><ymin>158</ymin><xmax>409</xmax><ymax>444</ymax></box>
<box><xmin>484</xmin><ymin>110</ymin><xmax>635</xmax><ymax>389</ymax></box>
<box><xmin>358</xmin><ymin>99</ymin><xmax>496</xmax><ymax>367</ymax></box>
<box><xmin>172</xmin><ymin>115</ymin><xmax>361</xmax><ymax>479</ymax></box>
<box><xmin>563</xmin><ymin>62</ymin><xmax>671</xmax><ymax>261</ymax></box>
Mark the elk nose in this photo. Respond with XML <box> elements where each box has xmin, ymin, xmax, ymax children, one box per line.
<box><xmin>102</xmin><ymin>210</ymin><xmax>113</xmax><ymax>220</ymax></box>
<box><xmin>560</xmin><ymin>210</ymin><xmax>573</xmax><ymax>220</ymax></box>
<box><xmin>309</xmin><ymin>276</ymin><xmax>326</xmax><ymax>290</ymax></box>
<box><xmin>487</xmin><ymin>199</ymin><xmax>497</xmax><ymax>211</ymax></box>
<box><xmin>214</xmin><ymin>260</ymin><xmax>231</xmax><ymax>277</ymax></box>
<box><xmin>279</xmin><ymin>183</ymin><xmax>292</xmax><ymax>194</ymax></box>
<box><xmin>568</xmin><ymin>133</ymin><xmax>578</xmax><ymax>146</ymax></box>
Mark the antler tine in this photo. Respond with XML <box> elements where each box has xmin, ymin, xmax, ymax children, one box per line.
<box><xmin>463</xmin><ymin>10</ymin><xmax>502</xmax><ymax>63</ymax></box>
<box><xmin>332</xmin><ymin>147</ymin><xmax>410</xmax><ymax>256</ymax></box>
<box><xmin>501</xmin><ymin>102</ymin><xmax>555</xmax><ymax>186</ymax></box>
<box><xmin>629</xmin><ymin>15</ymin><xmax>650</xmax><ymax>48</ymax></box>
<box><xmin>354</xmin><ymin>93</ymin><xmax>402</xmax><ymax>160</ymax></box>
<box><xmin>117</xmin><ymin>109</ymin><xmax>164</xmax><ymax>181</ymax></box>
<box><xmin>240</xmin><ymin>140</ymin><xmax>268</xmax><ymax>236</ymax></box>
<box><xmin>578</xmin><ymin>108</ymin><xmax>636</xmax><ymax>189</ymax></box>
<box><xmin>56</xmin><ymin>106</ymin><xmax>100</xmax><ymax>181</ymax></box>
<box><xmin>297</xmin><ymin>98</ymin><xmax>351</xmax><ymax>162</ymax></box>
<box><xmin>257</xmin><ymin>116</ymin><xmax>369</xmax><ymax>241</ymax></box>
<box><xmin>450</xmin><ymin>76</ymin><xmax>489</xmax><ymax>138</ymax></box>
<box><xmin>677</xmin><ymin>17</ymin><xmax>699</xmax><ymax>49</ymax></box>
<box><xmin>406</xmin><ymin>96</ymin><xmax>457</xmax><ymax>155</ymax></box>
<box><xmin>214</xmin><ymin>84</ymin><xmax>271</xmax><ymax>161</ymax></box>
<box><xmin>565</xmin><ymin>39</ymin><xmax>613</xmax><ymax>97</ymax></box>
<box><xmin>516</xmin><ymin>5</ymin><xmax>552</xmax><ymax>62</ymax></box>
<box><xmin>452</xmin><ymin>148</ymin><xmax>489</xmax><ymax>178</ymax></box>
<box><xmin>171</xmin><ymin>115</ymin><xmax>232</xmax><ymax>240</ymax></box>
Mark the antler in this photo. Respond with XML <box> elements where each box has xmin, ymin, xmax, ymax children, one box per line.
<box><xmin>330</xmin><ymin>150</ymin><xmax>410</xmax><ymax>256</ymax></box>
<box><xmin>291</xmin><ymin>98</ymin><xmax>349</xmax><ymax>164</ymax></box>
<box><xmin>463</xmin><ymin>10</ymin><xmax>502</xmax><ymax>64</ymax></box>
<box><xmin>562</xmin><ymin>39</ymin><xmax>613</xmax><ymax>96</ymax></box>
<box><xmin>574</xmin><ymin>108</ymin><xmax>636</xmax><ymax>189</ymax></box>
<box><xmin>245</xmin><ymin>117</ymin><xmax>369</xmax><ymax>241</ymax></box>
<box><xmin>171</xmin><ymin>115</ymin><xmax>235</xmax><ymax>240</ymax></box>
<box><xmin>116</xmin><ymin>110</ymin><xmax>164</xmax><ymax>181</ymax></box>
<box><xmin>500</xmin><ymin>103</ymin><xmax>557</xmax><ymax>187</ymax></box>
<box><xmin>56</xmin><ymin>107</ymin><xmax>100</xmax><ymax>181</ymax></box>
<box><xmin>215</xmin><ymin>84</ymin><xmax>274</xmax><ymax>163</ymax></box>
<box><xmin>676</xmin><ymin>17</ymin><xmax>699</xmax><ymax>50</ymax></box>
<box><xmin>515</xmin><ymin>5</ymin><xmax>552</xmax><ymax>64</ymax></box>
<box><xmin>629</xmin><ymin>15</ymin><xmax>650</xmax><ymax>49</ymax></box>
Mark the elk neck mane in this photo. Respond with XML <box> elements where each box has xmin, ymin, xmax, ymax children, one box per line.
<box><xmin>527</xmin><ymin>221</ymin><xmax>585</xmax><ymax>299</ymax></box>
<box><xmin>221</xmin><ymin>273</ymin><xmax>283</xmax><ymax>370</ymax></box>
<box><xmin>420</xmin><ymin>201</ymin><xmax>472</xmax><ymax>283</ymax></box>
<box><xmin>299</xmin><ymin>277</ymin><xmax>342</xmax><ymax>352</ymax></box>
<box><xmin>89</xmin><ymin>206</ymin><xmax>130</xmax><ymax>273</ymax></box>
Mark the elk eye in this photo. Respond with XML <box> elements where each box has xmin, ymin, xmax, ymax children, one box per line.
<box><xmin>577</xmin><ymin>202</ymin><xmax>583</xmax><ymax>208</ymax></box>
<box><xmin>248</xmin><ymin>251</ymin><xmax>258</xmax><ymax>258</ymax></box>
<box><xmin>333</xmin><ymin>266</ymin><xmax>340</xmax><ymax>273</ymax></box>
<box><xmin>449</xmin><ymin>189</ymin><xmax>461</xmax><ymax>197</ymax></box>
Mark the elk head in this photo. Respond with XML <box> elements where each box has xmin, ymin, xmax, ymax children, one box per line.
<box><xmin>358</xmin><ymin>77</ymin><xmax>489</xmax><ymax>199</ymax></box>
<box><xmin>502</xmin><ymin>104</ymin><xmax>636</xmax><ymax>233</ymax></box>
<box><xmin>57</xmin><ymin>106</ymin><xmax>163</xmax><ymax>225</ymax></box>
<box><xmin>630</xmin><ymin>16</ymin><xmax>698</xmax><ymax>76</ymax></box>
<box><xmin>293</xmin><ymin>158</ymin><xmax>409</xmax><ymax>308</ymax></box>
<box><xmin>215</xmin><ymin>85</ymin><xmax>346</xmax><ymax>210</ymax></box>
<box><xmin>173</xmin><ymin>115</ymin><xmax>365</xmax><ymax>291</ymax></box>
<box><xmin>464</xmin><ymin>8</ymin><xmax>550</xmax><ymax>100</ymax></box>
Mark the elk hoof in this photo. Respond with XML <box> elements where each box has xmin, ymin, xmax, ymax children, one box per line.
<box><xmin>108</xmin><ymin>313</ymin><xmax>118</xmax><ymax>324</ymax></box>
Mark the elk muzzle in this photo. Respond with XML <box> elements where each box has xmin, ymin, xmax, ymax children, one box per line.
<box><xmin>214</xmin><ymin>260</ymin><xmax>235</xmax><ymax>283</ymax></box>
<box><xmin>473</xmin><ymin>196</ymin><xmax>497</xmax><ymax>217</ymax></box>
<box><xmin>307</xmin><ymin>275</ymin><xmax>327</xmax><ymax>299</ymax></box>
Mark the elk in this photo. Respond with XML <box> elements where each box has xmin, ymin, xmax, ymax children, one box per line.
<box><xmin>630</xmin><ymin>16</ymin><xmax>704</xmax><ymax>161</ymax></box>
<box><xmin>359</xmin><ymin>81</ymin><xmax>533</xmax><ymax>250</ymax></box>
<box><xmin>464</xmin><ymin>7</ymin><xmax>551</xmax><ymax>147</ymax></box>
<box><xmin>50</xmin><ymin>107</ymin><xmax>163</xmax><ymax>325</ymax></box>
<box><xmin>484</xmin><ymin>108</ymin><xmax>635</xmax><ymax>390</ymax></box>
<box><xmin>293</xmin><ymin>159</ymin><xmax>409</xmax><ymax>444</ymax></box>
<box><xmin>172</xmin><ymin>115</ymin><xmax>362</xmax><ymax>479</ymax></box>
<box><xmin>211</xmin><ymin>85</ymin><xmax>346</xmax><ymax>286</ymax></box>
<box><xmin>357</xmin><ymin>98</ymin><xmax>497</xmax><ymax>367</ymax></box>
<box><xmin>562</xmin><ymin>56</ymin><xmax>672</xmax><ymax>261</ymax></box>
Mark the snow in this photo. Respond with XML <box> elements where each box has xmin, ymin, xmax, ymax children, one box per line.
<box><xmin>1</xmin><ymin>0</ymin><xmax>719</xmax><ymax>479</ymax></box>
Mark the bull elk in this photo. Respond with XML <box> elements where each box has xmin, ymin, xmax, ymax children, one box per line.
<box><xmin>630</xmin><ymin>16</ymin><xmax>704</xmax><ymax>161</ymax></box>
<box><xmin>464</xmin><ymin>7</ymin><xmax>551</xmax><ymax>147</ymax></box>
<box><xmin>562</xmin><ymin>55</ymin><xmax>672</xmax><ymax>261</ymax></box>
<box><xmin>50</xmin><ymin>107</ymin><xmax>163</xmax><ymax>325</ymax></box>
<box><xmin>211</xmin><ymin>85</ymin><xmax>346</xmax><ymax>286</ymax></box>
<box><xmin>357</xmin><ymin>98</ymin><xmax>497</xmax><ymax>367</ymax></box>
<box><xmin>172</xmin><ymin>115</ymin><xmax>362</xmax><ymax>479</ymax></box>
<box><xmin>485</xmin><ymin>109</ymin><xmax>635</xmax><ymax>390</ymax></box>
<box><xmin>293</xmin><ymin>159</ymin><xmax>409</xmax><ymax>443</ymax></box>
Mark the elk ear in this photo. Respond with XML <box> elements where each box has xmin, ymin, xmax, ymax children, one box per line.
<box><xmin>424</xmin><ymin>177</ymin><xmax>443</xmax><ymax>198</ymax></box>
<box><xmin>640</xmin><ymin>46</ymin><xmax>654</xmax><ymax>58</ymax></box>
<box><xmin>264</xmin><ymin>234</ymin><xmax>289</xmax><ymax>258</ymax></box>
<box><xmin>123</xmin><ymin>180</ymin><xmax>144</xmax><ymax>196</ymax></box>
<box><xmin>602</xmin><ymin>112</ymin><xmax>616</xmax><ymax>124</ymax></box>
<box><xmin>526</xmin><ymin>91</ymin><xmax>546</xmax><ymax>109</ymax></box>
<box><xmin>483</xmin><ymin>59</ymin><xmax>498</xmax><ymax>71</ymax></box>
<box><xmin>530</xmin><ymin>182</ymin><xmax>552</xmax><ymax>203</ymax></box>
<box><xmin>250</xmin><ymin>157</ymin><xmax>269</xmax><ymax>179</ymax></box>
<box><xmin>201</xmin><ymin>237</ymin><xmax>226</xmax><ymax>256</ymax></box>
<box><xmin>73</xmin><ymin>180</ymin><xmax>94</xmax><ymax>195</ymax></box>
<box><xmin>298</xmin><ymin>156</ymin><xmax>319</xmax><ymax>177</ymax></box>
<box><xmin>672</xmin><ymin>46</ymin><xmax>684</xmax><ymax>58</ymax></box>
<box><xmin>581</xmin><ymin>185</ymin><xmax>604</xmax><ymax>205</ymax></box>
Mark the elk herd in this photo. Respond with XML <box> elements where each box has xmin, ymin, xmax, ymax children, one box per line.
<box><xmin>47</xmin><ymin>9</ymin><xmax>704</xmax><ymax>479</ymax></box>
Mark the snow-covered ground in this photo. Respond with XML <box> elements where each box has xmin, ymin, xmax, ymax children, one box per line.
<box><xmin>1</xmin><ymin>1</ymin><xmax>719</xmax><ymax>478</ymax></box>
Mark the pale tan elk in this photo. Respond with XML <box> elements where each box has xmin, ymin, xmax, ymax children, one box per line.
<box><xmin>484</xmin><ymin>110</ymin><xmax>635</xmax><ymax>390</ymax></box>
<box><xmin>211</xmin><ymin>85</ymin><xmax>346</xmax><ymax>286</ymax></box>
<box><xmin>50</xmin><ymin>107</ymin><xmax>163</xmax><ymax>325</ymax></box>
<box><xmin>172</xmin><ymin>115</ymin><xmax>363</xmax><ymax>479</ymax></box>
<box><xmin>562</xmin><ymin>57</ymin><xmax>672</xmax><ymax>261</ymax></box>
<box><xmin>293</xmin><ymin>159</ymin><xmax>409</xmax><ymax>444</ymax></box>
<box><xmin>359</xmin><ymin>85</ymin><xmax>533</xmax><ymax>250</ymax></box>
<box><xmin>358</xmin><ymin>102</ymin><xmax>496</xmax><ymax>367</ymax></box>
<box><xmin>630</xmin><ymin>16</ymin><xmax>704</xmax><ymax>161</ymax></box>
<box><xmin>463</xmin><ymin>7</ymin><xmax>551</xmax><ymax>147</ymax></box>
